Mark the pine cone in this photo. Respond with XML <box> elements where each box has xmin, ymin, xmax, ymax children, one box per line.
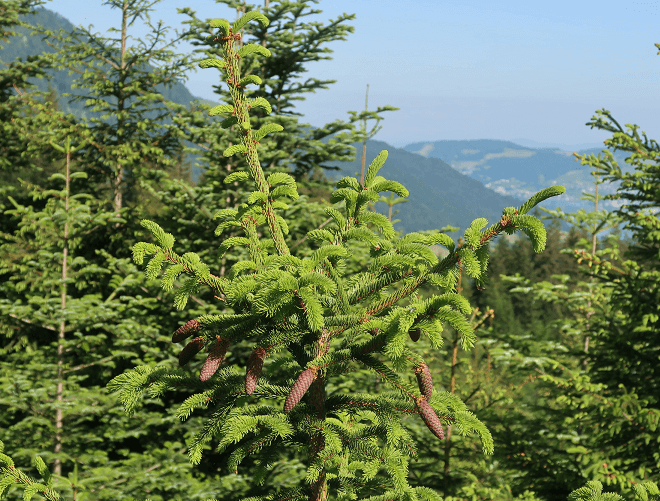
<box><xmin>245</xmin><ymin>346</ymin><xmax>266</xmax><ymax>395</ymax></box>
<box><xmin>173</xmin><ymin>319</ymin><xmax>201</xmax><ymax>343</ymax></box>
<box><xmin>409</xmin><ymin>328</ymin><xmax>421</xmax><ymax>342</ymax></box>
<box><xmin>179</xmin><ymin>336</ymin><xmax>205</xmax><ymax>367</ymax></box>
<box><xmin>415</xmin><ymin>362</ymin><xmax>433</xmax><ymax>400</ymax></box>
<box><xmin>416</xmin><ymin>396</ymin><xmax>445</xmax><ymax>440</ymax></box>
<box><xmin>200</xmin><ymin>336</ymin><xmax>230</xmax><ymax>382</ymax></box>
<box><xmin>284</xmin><ymin>366</ymin><xmax>317</xmax><ymax>414</ymax></box>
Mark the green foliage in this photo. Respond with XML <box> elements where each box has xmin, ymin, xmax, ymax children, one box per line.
<box><xmin>0</xmin><ymin>440</ymin><xmax>60</xmax><ymax>501</ymax></box>
<box><xmin>109</xmin><ymin>8</ymin><xmax>564</xmax><ymax>500</ymax></box>
<box><xmin>7</xmin><ymin>1</ymin><xmax>657</xmax><ymax>500</ymax></box>
<box><xmin>567</xmin><ymin>480</ymin><xmax>659</xmax><ymax>501</ymax></box>
<box><xmin>475</xmin><ymin>104</ymin><xmax>660</xmax><ymax>499</ymax></box>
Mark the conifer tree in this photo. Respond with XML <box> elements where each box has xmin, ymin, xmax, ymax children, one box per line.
<box><xmin>398</xmin><ymin>219</ymin><xmax>595</xmax><ymax>500</ymax></box>
<box><xmin>97</xmin><ymin>10</ymin><xmax>564</xmax><ymax>501</ymax></box>
<box><xmin>491</xmin><ymin>43</ymin><xmax>660</xmax><ymax>495</ymax></box>
<box><xmin>31</xmin><ymin>0</ymin><xmax>195</xmax><ymax>212</ymax></box>
<box><xmin>0</xmin><ymin>97</ymin><xmax>255</xmax><ymax>501</ymax></box>
<box><xmin>146</xmin><ymin>0</ymin><xmax>400</xmax><ymax>286</ymax></box>
<box><xmin>175</xmin><ymin>0</ymin><xmax>363</xmax><ymax>184</ymax></box>
<box><xmin>0</xmin><ymin>0</ymin><xmax>63</xmax><ymax>176</ymax></box>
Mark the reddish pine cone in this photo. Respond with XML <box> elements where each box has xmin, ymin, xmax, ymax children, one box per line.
<box><xmin>415</xmin><ymin>362</ymin><xmax>433</xmax><ymax>400</ymax></box>
<box><xmin>416</xmin><ymin>396</ymin><xmax>445</xmax><ymax>440</ymax></box>
<box><xmin>173</xmin><ymin>319</ymin><xmax>201</xmax><ymax>343</ymax></box>
<box><xmin>179</xmin><ymin>336</ymin><xmax>205</xmax><ymax>367</ymax></box>
<box><xmin>245</xmin><ymin>346</ymin><xmax>266</xmax><ymax>395</ymax></box>
<box><xmin>200</xmin><ymin>336</ymin><xmax>230</xmax><ymax>382</ymax></box>
<box><xmin>409</xmin><ymin>328</ymin><xmax>421</xmax><ymax>342</ymax></box>
<box><xmin>284</xmin><ymin>366</ymin><xmax>317</xmax><ymax>414</ymax></box>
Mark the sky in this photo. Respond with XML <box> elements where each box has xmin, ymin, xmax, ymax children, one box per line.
<box><xmin>39</xmin><ymin>0</ymin><xmax>660</xmax><ymax>150</ymax></box>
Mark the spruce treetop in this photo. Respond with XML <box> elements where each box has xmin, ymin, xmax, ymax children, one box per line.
<box><xmin>112</xmin><ymin>9</ymin><xmax>564</xmax><ymax>500</ymax></box>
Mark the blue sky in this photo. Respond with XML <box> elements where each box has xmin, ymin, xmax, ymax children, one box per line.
<box><xmin>42</xmin><ymin>0</ymin><xmax>660</xmax><ymax>150</ymax></box>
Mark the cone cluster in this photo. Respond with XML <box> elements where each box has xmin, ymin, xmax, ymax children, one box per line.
<box><xmin>415</xmin><ymin>396</ymin><xmax>445</xmax><ymax>440</ymax></box>
<box><xmin>173</xmin><ymin>319</ymin><xmax>201</xmax><ymax>343</ymax></box>
<box><xmin>245</xmin><ymin>346</ymin><xmax>266</xmax><ymax>395</ymax></box>
<box><xmin>284</xmin><ymin>366</ymin><xmax>317</xmax><ymax>414</ymax></box>
<box><xmin>200</xmin><ymin>336</ymin><xmax>230</xmax><ymax>382</ymax></box>
<box><xmin>179</xmin><ymin>336</ymin><xmax>205</xmax><ymax>367</ymax></box>
<box><xmin>415</xmin><ymin>362</ymin><xmax>433</xmax><ymax>400</ymax></box>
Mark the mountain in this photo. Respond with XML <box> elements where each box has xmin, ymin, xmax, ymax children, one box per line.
<box><xmin>508</xmin><ymin>138</ymin><xmax>604</xmax><ymax>151</ymax></box>
<box><xmin>3</xmin><ymin>7</ymin><xmax>591</xmax><ymax>244</ymax></box>
<box><xmin>3</xmin><ymin>7</ymin><xmax>219</xmax><ymax>181</ymax></box>
<box><xmin>319</xmin><ymin>139</ymin><xmax>575</xmax><ymax>240</ymax></box>
<box><xmin>403</xmin><ymin>139</ymin><xmax>652</xmax><ymax>241</ymax></box>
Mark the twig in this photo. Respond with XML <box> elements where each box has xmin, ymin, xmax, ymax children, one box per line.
<box><xmin>62</xmin><ymin>355</ymin><xmax>117</xmax><ymax>374</ymax></box>
<box><xmin>290</xmin><ymin>217</ymin><xmax>333</xmax><ymax>250</ymax></box>
<box><xmin>7</xmin><ymin>313</ymin><xmax>57</xmax><ymax>331</ymax></box>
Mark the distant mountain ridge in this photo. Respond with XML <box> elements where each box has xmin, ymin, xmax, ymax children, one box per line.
<box><xmin>4</xmin><ymin>7</ymin><xmax>619</xmax><ymax>244</ymax></box>
<box><xmin>508</xmin><ymin>138</ymin><xmax>604</xmax><ymax>151</ymax></box>
<box><xmin>402</xmin><ymin>139</ymin><xmax>650</xmax><ymax>242</ymax></box>
<box><xmin>320</xmin><ymin>139</ymin><xmax>576</xmax><ymax>239</ymax></box>
<box><xmin>3</xmin><ymin>7</ymin><xmax>218</xmax><ymax>181</ymax></box>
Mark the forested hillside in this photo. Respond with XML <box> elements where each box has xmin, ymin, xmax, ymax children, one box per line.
<box><xmin>1</xmin><ymin>1</ymin><xmax>658</xmax><ymax>501</ymax></box>
<box><xmin>0</xmin><ymin>6</ymin><xmax>577</xmax><ymax>240</ymax></box>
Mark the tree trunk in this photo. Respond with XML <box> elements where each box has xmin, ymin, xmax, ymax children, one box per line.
<box><xmin>308</xmin><ymin>329</ymin><xmax>330</xmax><ymax>500</ymax></box>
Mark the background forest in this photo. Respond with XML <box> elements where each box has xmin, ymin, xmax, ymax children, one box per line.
<box><xmin>1</xmin><ymin>0</ymin><xmax>658</xmax><ymax>500</ymax></box>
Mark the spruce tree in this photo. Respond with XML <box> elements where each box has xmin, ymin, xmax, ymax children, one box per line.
<box><xmin>489</xmin><ymin>43</ymin><xmax>660</xmax><ymax>495</ymax></box>
<box><xmin>101</xmin><ymin>10</ymin><xmax>563</xmax><ymax>500</ymax></box>
<box><xmin>3</xmin><ymin>2</ymin><xmax>408</xmax><ymax>498</ymax></box>
<box><xmin>0</xmin><ymin>7</ymin><xmax>573</xmax><ymax>501</ymax></box>
<box><xmin>0</xmin><ymin>0</ymin><xmax>64</xmax><ymax>177</ymax></box>
<box><xmin>1</xmin><ymin>42</ymin><xmax>259</xmax><ymax>501</ymax></box>
<box><xmin>146</xmin><ymin>0</ymin><xmax>400</xmax><ymax>287</ymax></box>
<box><xmin>175</xmin><ymin>0</ymin><xmax>363</xmax><ymax>184</ymax></box>
<box><xmin>30</xmin><ymin>0</ymin><xmax>195</xmax><ymax>212</ymax></box>
<box><xmin>0</xmin><ymin>126</ymin><xmax>240</xmax><ymax>500</ymax></box>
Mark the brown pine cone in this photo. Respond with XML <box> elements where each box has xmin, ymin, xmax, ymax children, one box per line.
<box><xmin>179</xmin><ymin>336</ymin><xmax>205</xmax><ymax>367</ymax></box>
<box><xmin>245</xmin><ymin>346</ymin><xmax>266</xmax><ymax>395</ymax></box>
<box><xmin>173</xmin><ymin>319</ymin><xmax>201</xmax><ymax>343</ymax></box>
<box><xmin>200</xmin><ymin>336</ymin><xmax>230</xmax><ymax>382</ymax></box>
<box><xmin>284</xmin><ymin>366</ymin><xmax>317</xmax><ymax>414</ymax></box>
<box><xmin>415</xmin><ymin>362</ymin><xmax>433</xmax><ymax>400</ymax></box>
<box><xmin>416</xmin><ymin>396</ymin><xmax>445</xmax><ymax>440</ymax></box>
<box><xmin>409</xmin><ymin>328</ymin><xmax>421</xmax><ymax>342</ymax></box>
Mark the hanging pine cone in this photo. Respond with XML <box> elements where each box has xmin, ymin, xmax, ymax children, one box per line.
<box><xmin>416</xmin><ymin>396</ymin><xmax>445</xmax><ymax>440</ymax></box>
<box><xmin>200</xmin><ymin>336</ymin><xmax>230</xmax><ymax>382</ymax></box>
<box><xmin>284</xmin><ymin>366</ymin><xmax>317</xmax><ymax>414</ymax></box>
<box><xmin>245</xmin><ymin>346</ymin><xmax>266</xmax><ymax>395</ymax></box>
<box><xmin>415</xmin><ymin>362</ymin><xmax>433</xmax><ymax>400</ymax></box>
<box><xmin>409</xmin><ymin>328</ymin><xmax>421</xmax><ymax>342</ymax></box>
<box><xmin>173</xmin><ymin>319</ymin><xmax>201</xmax><ymax>343</ymax></box>
<box><xmin>179</xmin><ymin>336</ymin><xmax>205</xmax><ymax>367</ymax></box>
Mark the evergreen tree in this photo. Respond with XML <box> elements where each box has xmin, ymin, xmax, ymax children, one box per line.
<box><xmin>176</xmin><ymin>0</ymin><xmax>362</xmax><ymax>183</ymax></box>
<box><xmin>31</xmin><ymin>0</ymin><xmax>195</xmax><ymax>212</ymax></box>
<box><xmin>1</xmin><ymin>6</ymin><xmax>261</xmax><ymax>497</ymax></box>
<box><xmin>2</xmin><ymin>1</ymin><xmax>408</xmax><ymax>499</ymax></box>
<box><xmin>99</xmin><ymin>10</ymin><xmax>563</xmax><ymax>501</ymax></box>
<box><xmin>0</xmin><ymin>126</ymin><xmax>245</xmax><ymax>500</ymax></box>
<box><xmin>0</xmin><ymin>0</ymin><xmax>65</xmax><ymax>179</ymax></box>
<box><xmin>487</xmin><ymin>53</ymin><xmax>660</xmax><ymax>496</ymax></box>
<box><xmin>145</xmin><ymin>0</ymin><xmax>401</xmax><ymax>288</ymax></box>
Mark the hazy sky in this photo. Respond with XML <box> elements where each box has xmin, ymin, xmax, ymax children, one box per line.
<box><xmin>41</xmin><ymin>0</ymin><xmax>660</xmax><ymax>149</ymax></box>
